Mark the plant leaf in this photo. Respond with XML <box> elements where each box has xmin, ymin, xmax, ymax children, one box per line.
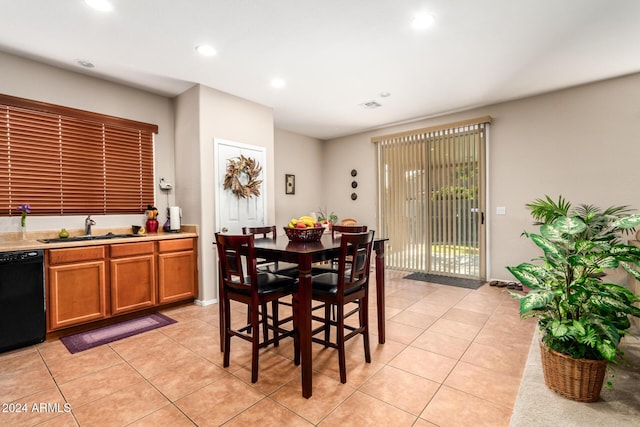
<box><xmin>574</xmin><ymin>240</ymin><xmax>594</xmax><ymax>254</ymax></box>
<box><xmin>620</xmin><ymin>261</ymin><xmax>640</xmax><ymax>282</ymax></box>
<box><xmin>553</xmin><ymin>216</ymin><xmax>587</xmax><ymax>235</ymax></box>
<box><xmin>519</xmin><ymin>290</ymin><xmax>556</xmax><ymax>315</ymax></box>
<box><xmin>571</xmin><ymin>319</ymin><xmax>586</xmax><ymax>336</ymax></box>
<box><xmin>550</xmin><ymin>319</ymin><xmax>569</xmax><ymax>338</ymax></box>
<box><xmin>506</xmin><ymin>263</ymin><xmax>546</xmax><ymax>289</ymax></box>
<box><xmin>540</xmin><ymin>223</ymin><xmax>565</xmax><ymax>242</ymax></box>
<box><xmin>529</xmin><ymin>233</ymin><xmax>566</xmax><ymax>260</ymax></box>
<box><xmin>611</xmin><ymin>214</ymin><xmax>640</xmax><ymax>229</ymax></box>
<box><xmin>597</xmin><ymin>340</ymin><xmax>617</xmax><ymax>361</ymax></box>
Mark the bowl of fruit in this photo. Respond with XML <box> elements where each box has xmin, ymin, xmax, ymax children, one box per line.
<box><xmin>284</xmin><ymin>216</ymin><xmax>325</xmax><ymax>242</ymax></box>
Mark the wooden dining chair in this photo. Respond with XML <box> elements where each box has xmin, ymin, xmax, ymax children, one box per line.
<box><xmin>340</xmin><ymin>218</ymin><xmax>357</xmax><ymax>226</ymax></box>
<box><xmin>242</xmin><ymin>226</ymin><xmax>299</xmax><ymax>278</ymax></box>
<box><xmin>312</xmin><ymin>225</ymin><xmax>368</xmax><ymax>276</ymax></box>
<box><xmin>331</xmin><ymin>224</ymin><xmax>367</xmax><ymax>239</ymax></box>
<box><xmin>310</xmin><ymin>230</ymin><xmax>375</xmax><ymax>383</ymax></box>
<box><xmin>242</xmin><ymin>225</ymin><xmax>299</xmax><ymax>342</ymax></box>
<box><xmin>215</xmin><ymin>232</ymin><xmax>299</xmax><ymax>383</ymax></box>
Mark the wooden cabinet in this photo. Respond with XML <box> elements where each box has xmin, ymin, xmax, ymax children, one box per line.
<box><xmin>110</xmin><ymin>241</ymin><xmax>156</xmax><ymax>315</ymax></box>
<box><xmin>45</xmin><ymin>236</ymin><xmax>197</xmax><ymax>332</ymax></box>
<box><xmin>47</xmin><ymin>246</ymin><xmax>107</xmax><ymax>331</ymax></box>
<box><xmin>158</xmin><ymin>238</ymin><xmax>197</xmax><ymax>303</ymax></box>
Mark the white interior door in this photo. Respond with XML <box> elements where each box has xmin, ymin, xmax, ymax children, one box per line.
<box><xmin>214</xmin><ymin>138</ymin><xmax>267</xmax><ymax>234</ymax></box>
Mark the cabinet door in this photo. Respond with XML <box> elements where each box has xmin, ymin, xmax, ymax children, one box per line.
<box><xmin>158</xmin><ymin>250</ymin><xmax>196</xmax><ymax>303</ymax></box>
<box><xmin>48</xmin><ymin>260</ymin><xmax>107</xmax><ymax>331</ymax></box>
<box><xmin>110</xmin><ymin>254</ymin><xmax>156</xmax><ymax>315</ymax></box>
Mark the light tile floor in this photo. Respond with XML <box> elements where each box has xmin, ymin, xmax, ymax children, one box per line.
<box><xmin>0</xmin><ymin>270</ymin><xmax>536</xmax><ymax>426</ymax></box>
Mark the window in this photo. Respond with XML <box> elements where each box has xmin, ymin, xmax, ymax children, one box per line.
<box><xmin>0</xmin><ymin>94</ymin><xmax>158</xmax><ymax>216</ymax></box>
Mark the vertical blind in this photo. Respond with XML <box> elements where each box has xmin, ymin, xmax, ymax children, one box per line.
<box><xmin>377</xmin><ymin>133</ymin><xmax>428</xmax><ymax>271</ymax></box>
<box><xmin>374</xmin><ymin>116</ymin><xmax>490</xmax><ymax>277</ymax></box>
<box><xmin>427</xmin><ymin>123</ymin><xmax>485</xmax><ymax>278</ymax></box>
<box><xmin>0</xmin><ymin>94</ymin><xmax>158</xmax><ymax>216</ymax></box>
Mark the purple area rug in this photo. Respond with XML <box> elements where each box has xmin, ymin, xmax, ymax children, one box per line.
<box><xmin>60</xmin><ymin>313</ymin><xmax>177</xmax><ymax>354</ymax></box>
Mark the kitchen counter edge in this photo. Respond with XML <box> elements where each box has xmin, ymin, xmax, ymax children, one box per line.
<box><xmin>0</xmin><ymin>226</ymin><xmax>199</xmax><ymax>252</ymax></box>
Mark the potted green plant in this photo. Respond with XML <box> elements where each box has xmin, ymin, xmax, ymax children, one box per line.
<box><xmin>507</xmin><ymin>195</ymin><xmax>640</xmax><ymax>402</ymax></box>
<box><xmin>316</xmin><ymin>208</ymin><xmax>338</xmax><ymax>227</ymax></box>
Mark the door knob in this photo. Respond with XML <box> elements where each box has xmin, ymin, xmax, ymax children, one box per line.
<box><xmin>221</xmin><ymin>227</ymin><xmax>228</xmax><ymax>232</ymax></box>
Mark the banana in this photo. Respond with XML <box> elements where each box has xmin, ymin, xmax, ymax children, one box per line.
<box><xmin>288</xmin><ymin>215</ymin><xmax>319</xmax><ymax>229</ymax></box>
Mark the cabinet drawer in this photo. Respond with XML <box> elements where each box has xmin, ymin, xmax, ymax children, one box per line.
<box><xmin>158</xmin><ymin>238</ymin><xmax>194</xmax><ymax>253</ymax></box>
<box><xmin>110</xmin><ymin>241</ymin><xmax>155</xmax><ymax>258</ymax></box>
<box><xmin>49</xmin><ymin>246</ymin><xmax>105</xmax><ymax>265</ymax></box>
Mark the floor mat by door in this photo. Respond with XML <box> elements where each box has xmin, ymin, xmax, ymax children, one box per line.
<box><xmin>404</xmin><ymin>272</ymin><xmax>485</xmax><ymax>290</ymax></box>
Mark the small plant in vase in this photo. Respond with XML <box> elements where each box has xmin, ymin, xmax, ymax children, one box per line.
<box><xmin>317</xmin><ymin>208</ymin><xmax>338</xmax><ymax>229</ymax></box>
<box><xmin>16</xmin><ymin>203</ymin><xmax>31</xmax><ymax>239</ymax></box>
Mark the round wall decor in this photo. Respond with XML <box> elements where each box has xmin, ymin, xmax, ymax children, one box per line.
<box><xmin>223</xmin><ymin>155</ymin><xmax>262</xmax><ymax>199</ymax></box>
<box><xmin>351</xmin><ymin>169</ymin><xmax>358</xmax><ymax>177</ymax></box>
<box><xmin>351</xmin><ymin>180</ymin><xmax>358</xmax><ymax>188</ymax></box>
<box><xmin>351</xmin><ymin>193</ymin><xmax>358</xmax><ymax>200</ymax></box>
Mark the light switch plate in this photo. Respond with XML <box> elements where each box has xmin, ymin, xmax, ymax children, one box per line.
<box><xmin>496</xmin><ymin>206</ymin><xmax>506</xmax><ymax>215</ymax></box>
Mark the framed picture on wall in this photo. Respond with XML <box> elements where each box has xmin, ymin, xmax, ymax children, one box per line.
<box><xmin>285</xmin><ymin>174</ymin><xmax>295</xmax><ymax>195</ymax></box>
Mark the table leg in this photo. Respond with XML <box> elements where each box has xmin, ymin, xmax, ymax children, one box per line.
<box><xmin>375</xmin><ymin>242</ymin><xmax>386</xmax><ymax>344</ymax></box>
<box><xmin>218</xmin><ymin>263</ymin><xmax>225</xmax><ymax>352</ymax></box>
<box><xmin>297</xmin><ymin>254</ymin><xmax>313</xmax><ymax>398</ymax></box>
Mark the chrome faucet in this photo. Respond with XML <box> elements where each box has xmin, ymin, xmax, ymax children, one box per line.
<box><xmin>85</xmin><ymin>215</ymin><xmax>95</xmax><ymax>235</ymax></box>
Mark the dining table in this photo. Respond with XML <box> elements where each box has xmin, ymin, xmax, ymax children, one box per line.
<box><xmin>217</xmin><ymin>232</ymin><xmax>388</xmax><ymax>398</ymax></box>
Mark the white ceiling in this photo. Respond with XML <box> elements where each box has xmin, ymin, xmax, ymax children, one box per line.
<box><xmin>2</xmin><ymin>0</ymin><xmax>640</xmax><ymax>140</ymax></box>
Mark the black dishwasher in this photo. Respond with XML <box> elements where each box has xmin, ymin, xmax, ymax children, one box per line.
<box><xmin>0</xmin><ymin>249</ymin><xmax>46</xmax><ymax>353</ymax></box>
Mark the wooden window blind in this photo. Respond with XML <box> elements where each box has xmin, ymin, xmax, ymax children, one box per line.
<box><xmin>0</xmin><ymin>94</ymin><xmax>157</xmax><ymax>216</ymax></box>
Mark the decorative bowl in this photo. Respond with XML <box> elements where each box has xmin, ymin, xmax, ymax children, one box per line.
<box><xmin>283</xmin><ymin>226</ymin><xmax>324</xmax><ymax>242</ymax></box>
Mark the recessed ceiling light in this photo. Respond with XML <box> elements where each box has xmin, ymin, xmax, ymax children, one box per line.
<box><xmin>380</xmin><ymin>92</ymin><xmax>391</xmax><ymax>98</ymax></box>
<box><xmin>195</xmin><ymin>44</ymin><xmax>217</xmax><ymax>57</ymax></box>
<box><xmin>76</xmin><ymin>59</ymin><xmax>95</xmax><ymax>68</ymax></box>
<box><xmin>360</xmin><ymin>101</ymin><xmax>382</xmax><ymax>109</ymax></box>
<box><xmin>271</xmin><ymin>78</ymin><xmax>286</xmax><ymax>89</ymax></box>
<box><xmin>412</xmin><ymin>12</ymin><xmax>435</xmax><ymax>30</ymax></box>
<box><xmin>85</xmin><ymin>0</ymin><xmax>113</xmax><ymax>12</ymax></box>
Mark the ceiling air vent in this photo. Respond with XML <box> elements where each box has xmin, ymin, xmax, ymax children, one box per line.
<box><xmin>360</xmin><ymin>101</ymin><xmax>382</xmax><ymax>109</ymax></box>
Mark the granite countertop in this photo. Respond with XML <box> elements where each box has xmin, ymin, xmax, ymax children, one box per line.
<box><xmin>0</xmin><ymin>225</ymin><xmax>198</xmax><ymax>252</ymax></box>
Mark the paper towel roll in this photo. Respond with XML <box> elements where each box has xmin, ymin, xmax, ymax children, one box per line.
<box><xmin>169</xmin><ymin>206</ymin><xmax>181</xmax><ymax>231</ymax></box>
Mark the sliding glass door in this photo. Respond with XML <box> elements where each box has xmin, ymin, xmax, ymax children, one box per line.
<box><xmin>376</xmin><ymin>117</ymin><xmax>488</xmax><ymax>280</ymax></box>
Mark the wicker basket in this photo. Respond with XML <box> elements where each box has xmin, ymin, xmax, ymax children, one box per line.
<box><xmin>539</xmin><ymin>342</ymin><xmax>607</xmax><ymax>402</ymax></box>
<box><xmin>283</xmin><ymin>226</ymin><xmax>324</xmax><ymax>242</ymax></box>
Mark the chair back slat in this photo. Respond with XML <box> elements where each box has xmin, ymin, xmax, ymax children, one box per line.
<box><xmin>242</xmin><ymin>225</ymin><xmax>277</xmax><ymax>239</ymax></box>
<box><xmin>337</xmin><ymin>230</ymin><xmax>375</xmax><ymax>295</ymax></box>
<box><xmin>215</xmin><ymin>233</ymin><xmax>258</xmax><ymax>293</ymax></box>
<box><xmin>332</xmin><ymin>224</ymin><xmax>367</xmax><ymax>239</ymax></box>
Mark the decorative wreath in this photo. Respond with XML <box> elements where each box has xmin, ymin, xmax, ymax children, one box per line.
<box><xmin>223</xmin><ymin>155</ymin><xmax>263</xmax><ymax>199</ymax></box>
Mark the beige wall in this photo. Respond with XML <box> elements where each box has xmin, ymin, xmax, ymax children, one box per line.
<box><xmin>322</xmin><ymin>73</ymin><xmax>640</xmax><ymax>282</ymax></box>
<box><xmin>4</xmin><ymin>48</ymin><xmax>640</xmax><ymax>293</ymax></box>
<box><xmin>175</xmin><ymin>84</ymin><xmax>275</xmax><ymax>303</ymax></box>
<box><xmin>273</xmin><ymin>129</ymin><xmax>324</xmax><ymax>230</ymax></box>
<box><xmin>0</xmin><ymin>51</ymin><xmax>177</xmax><ymax>233</ymax></box>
